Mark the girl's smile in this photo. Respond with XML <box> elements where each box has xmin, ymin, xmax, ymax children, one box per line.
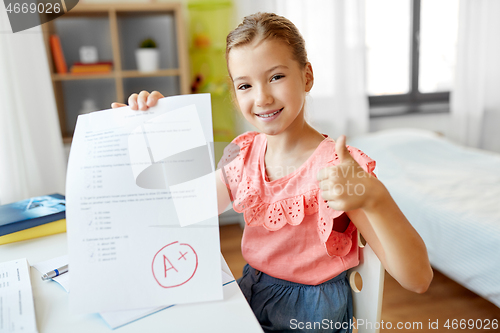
<box><xmin>228</xmin><ymin>39</ymin><xmax>313</xmax><ymax>136</ymax></box>
<box><xmin>255</xmin><ymin>107</ymin><xmax>284</xmax><ymax>121</ymax></box>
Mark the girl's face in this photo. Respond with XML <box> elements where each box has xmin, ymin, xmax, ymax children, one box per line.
<box><xmin>228</xmin><ymin>39</ymin><xmax>313</xmax><ymax>136</ymax></box>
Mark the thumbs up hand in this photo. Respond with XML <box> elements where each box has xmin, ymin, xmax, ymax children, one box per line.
<box><xmin>317</xmin><ymin>135</ymin><xmax>378</xmax><ymax>212</ymax></box>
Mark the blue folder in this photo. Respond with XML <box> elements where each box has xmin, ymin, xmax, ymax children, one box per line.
<box><xmin>0</xmin><ymin>194</ymin><xmax>66</xmax><ymax>237</ymax></box>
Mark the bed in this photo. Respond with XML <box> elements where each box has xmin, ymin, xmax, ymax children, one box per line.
<box><xmin>348</xmin><ymin>128</ymin><xmax>500</xmax><ymax>308</ymax></box>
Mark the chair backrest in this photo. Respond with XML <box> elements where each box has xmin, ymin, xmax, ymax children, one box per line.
<box><xmin>347</xmin><ymin>232</ymin><xmax>385</xmax><ymax>333</ymax></box>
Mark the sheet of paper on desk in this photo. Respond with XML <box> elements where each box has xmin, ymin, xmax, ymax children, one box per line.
<box><xmin>100</xmin><ymin>270</ymin><xmax>235</xmax><ymax>329</ymax></box>
<box><xmin>32</xmin><ymin>255</ymin><xmax>235</xmax><ymax>330</ymax></box>
<box><xmin>0</xmin><ymin>258</ymin><xmax>38</xmax><ymax>333</ymax></box>
<box><xmin>66</xmin><ymin>94</ymin><xmax>222</xmax><ymax>314</ymax></box>
<box><xmin>32</xmin><ymin>255</ymin><xmax>69</xmax><ymax>293</ymax></box>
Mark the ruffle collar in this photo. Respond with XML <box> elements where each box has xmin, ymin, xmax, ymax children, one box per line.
<box><xmin>219</xmin><ymin>131</ymin><xmax>375</xmax><ymax>257</ymax></box>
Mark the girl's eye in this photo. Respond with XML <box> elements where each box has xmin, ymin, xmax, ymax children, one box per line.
<box><xmin>238</xmin><ymin>84</ymin><xmax>251</xmax><ymax>90</ymax></box>
<box><xmin>271</xmin><ymin>74</ymin><xmax>284</xmax><ymax>82</ymax></box>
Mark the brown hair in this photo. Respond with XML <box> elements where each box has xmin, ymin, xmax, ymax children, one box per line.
<box><xmin>225</xmin><ymin>12</ymin><xmax>308</xmax><ymax>77</ymax></box>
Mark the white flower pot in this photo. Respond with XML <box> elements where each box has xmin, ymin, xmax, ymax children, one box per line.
<box><xmin>135</xmin><ymin>48</ymin><xmax>160</xmax><ymax>73</ymax></box>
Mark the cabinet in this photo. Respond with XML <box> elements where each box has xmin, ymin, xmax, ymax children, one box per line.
<box><xmin>41</xmin><ymin>3</ymin><xmax>190</xmax><ymax>142</ymax></box>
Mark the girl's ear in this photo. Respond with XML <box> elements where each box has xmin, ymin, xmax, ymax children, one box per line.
<box><xmin>304</xmin><ymin>62</ymin><xmax>314</xmax><ymax>92</ymax></box>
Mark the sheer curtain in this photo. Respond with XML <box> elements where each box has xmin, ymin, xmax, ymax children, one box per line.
<box><xmin>0</xmin><ymin>7</ymin><xmax>66</xmax><ymax>204</ymax></box>
<box><xmin>236</xmin><ymin>0</ymin><xmax>369</xmax><ymax>138</ymax></box>
<box><xmin>451</xmin><ymin>0</ymin><xmax>500</xmax><ymax>152</ymax></box>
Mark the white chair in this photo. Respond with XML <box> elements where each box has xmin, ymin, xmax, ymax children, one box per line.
<box><xmin>347</xmin><ymin>232</ymin><xmax>385</xmax><ymax>333</ymax></box>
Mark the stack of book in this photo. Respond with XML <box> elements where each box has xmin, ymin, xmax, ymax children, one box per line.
<box><xmin>70</xmin><ymin>62</ymin><xmax>113</xmax><ymax>74</ymax></box>
<box><xmin>0</xmin><ymin>194</ymin><xmax>66</xmax><ymax>245</ymax></box>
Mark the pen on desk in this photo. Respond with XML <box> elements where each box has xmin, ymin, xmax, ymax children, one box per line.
<box><xmin>41</xmin><ymin>264</ymin><xmax>68</xmax><ymax>281</ymax></box>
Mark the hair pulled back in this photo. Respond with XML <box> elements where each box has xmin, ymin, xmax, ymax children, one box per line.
<box><xmin>225</xmin><ymin>12</ymin><xmax>308</xmax><ymax>76</ymax></box>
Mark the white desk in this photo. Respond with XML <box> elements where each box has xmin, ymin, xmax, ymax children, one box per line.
<box><xmin>0</xmin><ymin>233</ymin><xmax>263</xmax><ymax>332</ymax></box>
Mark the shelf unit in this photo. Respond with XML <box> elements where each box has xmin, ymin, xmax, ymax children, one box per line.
<box><xmin>41</xmin><ymin>3</ymin><xmax>190</xmax><ymax>142</ymax></box>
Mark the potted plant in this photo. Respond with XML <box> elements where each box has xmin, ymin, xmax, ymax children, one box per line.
<box><xmin>135</xmin><ymin>38</ymin><xmax>160</xmax><ymax>73</ymax></box>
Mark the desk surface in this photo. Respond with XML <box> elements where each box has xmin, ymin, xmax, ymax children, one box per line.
<box><xmin>0</xmin><ymin>233</ymin><xmax>263</xmax><ymax>333</ymax></box>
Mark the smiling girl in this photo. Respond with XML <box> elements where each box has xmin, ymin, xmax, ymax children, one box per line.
<box><xmin>112</xmin><ymin>12</ymin><xmax>432</xmax><ymax>333</ymax></box>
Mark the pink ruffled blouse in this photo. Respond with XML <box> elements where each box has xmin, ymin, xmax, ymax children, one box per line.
<box><xmin>218</xmin><ymin>132</ymin><xmax>376</xmax><ymax>285</ymax></box>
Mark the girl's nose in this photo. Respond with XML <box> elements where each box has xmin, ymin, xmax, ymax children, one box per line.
<box><xmin>255</xmin><ymin>86</ymin><xmax>273</xmax><ymax>107</ymax></box>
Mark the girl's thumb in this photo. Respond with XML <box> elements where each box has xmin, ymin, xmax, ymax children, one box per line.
<box><xmin>335</xmin><ymin>135</ymin><xmax>351</xmax><ymax>163</ymax></box>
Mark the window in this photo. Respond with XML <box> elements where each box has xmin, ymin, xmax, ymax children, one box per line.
<box><xmin>365</xmin><ymin>0</ymin><xmax>459</xmax><ymax>117</ymax></box>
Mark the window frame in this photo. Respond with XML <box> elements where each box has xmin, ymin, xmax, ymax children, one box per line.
<box><xmin>368</xmin><ymin>0</ymin><xmax>451</xmax><ymax>118</ymax></box>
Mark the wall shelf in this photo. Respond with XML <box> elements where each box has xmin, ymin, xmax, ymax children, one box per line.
<box><xmin>41</xmin><ymin>3</ymin><xmax>190</xmax><ymax>141</ymax></box>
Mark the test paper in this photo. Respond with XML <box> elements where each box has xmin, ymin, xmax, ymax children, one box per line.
<box><xmin>99</xmin><ymin>269</ymin><xmax>235</xmax><ymax>329</ymax></box>
<box><xmin>0</xmin><ymin>258</ymin><xmax>38</xmax><ymax>333</ymax></box>
<box><xmin>66</xmin><ymin>94</ymin><xmax>222</xmax><ymax>314</ymax></box>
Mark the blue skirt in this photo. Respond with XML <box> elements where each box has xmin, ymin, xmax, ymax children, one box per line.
<box><xmin>238</xmin><ymin>264</ymin><xmax>353</xmax><ymax>333</ymax></box>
